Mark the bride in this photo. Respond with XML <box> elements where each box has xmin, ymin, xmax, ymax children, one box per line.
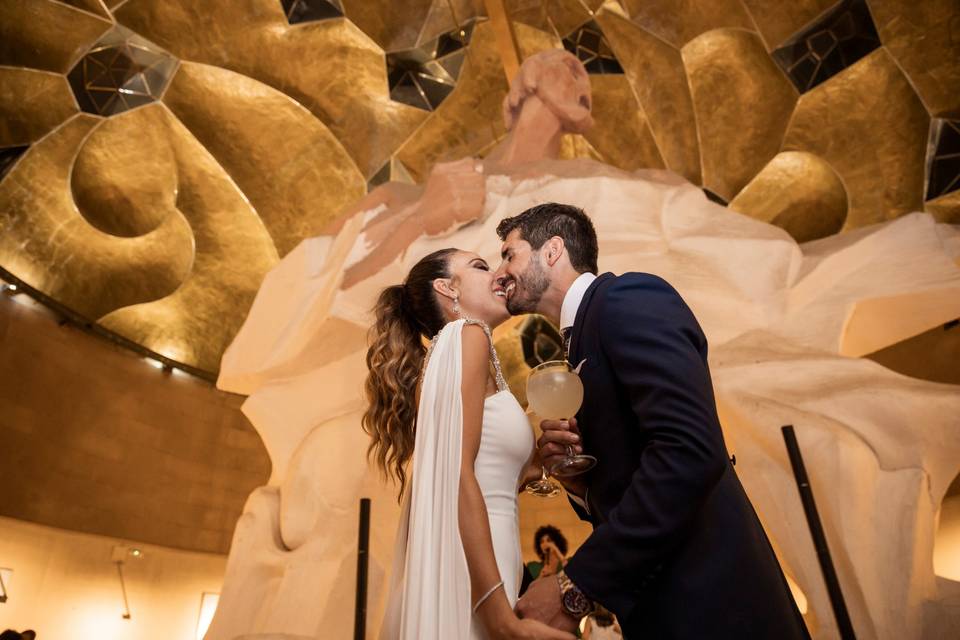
<box><xmin>363</xmin><ymin>247</ymin><xmax>574</xmax><ymax>640</ymax></box>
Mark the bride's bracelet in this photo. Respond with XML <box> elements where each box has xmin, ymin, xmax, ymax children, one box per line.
<box><xmin>472</xmin><ymin>580</ymin><xmax>504</xmax><ymax>613</ymax></box>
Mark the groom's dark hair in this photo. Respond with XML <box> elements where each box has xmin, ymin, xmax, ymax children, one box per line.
<box><xmin>497</xmin><ymin>203</ymin><xmax>599</xmax><ymax>274</ymax></box>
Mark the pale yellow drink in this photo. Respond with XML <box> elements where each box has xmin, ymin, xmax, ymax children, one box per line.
<box><xmin>526</xmin><ymin>360</ymin><xmax>596</xmax><ymax>479</ymax></box>
<box><xmin>527</xmin><ymin>368</ymin><xmax>584</xmax><ymax>420</ymax></box>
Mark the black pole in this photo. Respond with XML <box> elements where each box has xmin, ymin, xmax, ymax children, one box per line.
<box><xmin>354</xmin><ymin>498</ymin><xmax>371</xmax><ymax>640</ymax></box>
<box><xmin>781</xmin><ymin>425</ymin><xmax>856</xmax><ymax>640</ymax></box>
<box><xmin>115</xmin><ymin>561</ymin><xmax>132</xmax><ymax>619</ymax></box>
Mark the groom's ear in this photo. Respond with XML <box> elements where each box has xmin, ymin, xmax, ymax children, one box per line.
<box><xmin>544</xmin><ymin>236</ymin><xmax>565</xmax><ymax>267</ymax></box>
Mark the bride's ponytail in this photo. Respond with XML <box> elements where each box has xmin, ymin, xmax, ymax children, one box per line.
<box><xmin>362</xmin><ymin>248</ymin><xmax>456</xmax><ymax>497</ymax></box>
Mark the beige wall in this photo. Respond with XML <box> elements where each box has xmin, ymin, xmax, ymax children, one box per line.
<box><xmin>0</xmin><ymin>516</ymin><xmax>225</xmax><ymax>640</ymax></box>
<box><xmin>0</xmin><ymin>293</ymin><xmax>270</xmax><ymax>553</ymax></box>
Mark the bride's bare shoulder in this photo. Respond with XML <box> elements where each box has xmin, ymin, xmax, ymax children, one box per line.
<box><xmin>460</xmin><ymin>321</ymin><xmax>491</xmax><ymax>361</ymax></box>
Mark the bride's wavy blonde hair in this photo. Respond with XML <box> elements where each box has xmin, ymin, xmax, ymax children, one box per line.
<box><xmin>363</xmin><ymin>248</ymin><xmax>457</xmax><ymax>498</ymax></box>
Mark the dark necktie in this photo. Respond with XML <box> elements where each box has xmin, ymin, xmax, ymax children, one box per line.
<box><xmin>561</xmin><ymin>326</ymin><xmax>572</xmax><ymax>361</ymax></box>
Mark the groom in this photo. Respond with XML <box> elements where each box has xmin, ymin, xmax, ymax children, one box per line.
<box><xmin>494</xmin><ymin>203</ymin><xmax>809</xmax><ymax>639</ymax></box>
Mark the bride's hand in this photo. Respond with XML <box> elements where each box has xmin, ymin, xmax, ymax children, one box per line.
<box><xmin>505</xmin><ymin>617</ymin><xmax>577</xmax><ymax>640</ymax></box>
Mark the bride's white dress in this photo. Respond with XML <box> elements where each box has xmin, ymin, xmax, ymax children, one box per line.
<box><xmin>380</xmin><ymin>319</ymin><xmax>533</xmax><ymax>640</ymax></box>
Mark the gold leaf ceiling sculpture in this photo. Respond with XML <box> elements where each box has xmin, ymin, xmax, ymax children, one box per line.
<box><xmin>597</xmin><ymin>10</ymin><xmax>701</xmax><ymax>183</ymax></box>
<box><xmin>0</xmin><ymin>0</ymin><xmax>112</xmax><ymax>74</ymax></box>
<box><xmin>113</xmin><ymin>0</ymin><xmax>430</xmax><ymax>178</ymax></box>
<box><xmin>0</xmin><ymin>114</ymin><xmax>194</xmax><ymax>318</ymax></box>
<box><xmin>0</xmin><ymin>0</ymin><xmax>957</xmax><ymax>374</ymax></box>
<box><xmin>730</xmin><ymin>151</ymin><xmax>848</xmax><ymax>242</ymax></box>
<box><xmin>0</xmin><ymin>67</ymin><xmax>78</xmax><ymax>147</ymax></box>
<box><xmin>683</xmin><ymin>28</ymin><xmax>799</xmax><ymax>201</ymax></box>
<box><xmin>783</xmin><ymin>49</ymin><xmax>929</xmax><ymax>228</ymax></box>
<box><xmin>162</xmin><ymin>61</ymin><xmax>366</xmax><ymax>255</ymax></box>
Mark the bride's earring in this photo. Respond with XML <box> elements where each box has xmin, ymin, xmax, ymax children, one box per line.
<box><xmin>453</xmin><ymin>295</ymin><xmax>463</xmax><ymax>318</ymax></box>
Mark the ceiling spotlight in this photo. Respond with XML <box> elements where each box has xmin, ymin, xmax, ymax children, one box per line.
<box><xmin>2</xmin><ymin>283</ymin><xmax>18</xmax><ymax>294</ymax></box>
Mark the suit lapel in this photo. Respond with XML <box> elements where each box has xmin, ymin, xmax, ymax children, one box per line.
<box><xmin>569</xmin><ymin>272</ymin><xmax>614</xmax><ymax>364</ymax></box>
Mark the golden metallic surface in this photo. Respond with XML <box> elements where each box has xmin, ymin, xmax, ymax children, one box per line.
<box><xmin>558</xmin><ymin>134</ymin><xmax>604</xmax><ymax>163</ymax></box>
<box><xmin>422</xmin><ymin>1</ymin><xmax>485</xmax><ymax>42</ymax></box>
<box><xmin>868</xmin><ymin>0</ymin><xmax>960</xmax><ymax>117</ymax></box>
<box><xmin>72</xmin><ymin>102</ymin><xmax>178</xmax><ymax>238</ymax></box>
<box><xmin>341</xmin><ymin>0</ymin><xmax>444</xmax><ymax>51</ymax></box>
<box><xmin>620</xmin><ymin>0</ymin><xmax>754</xmax><ymax>48</ymax></box>
<box><xmin>784</xmin><ymin>49</ymin><xmax>929</xmax><ymax>229</ymax></box>
<box><xmin>583</xmin><ymin>75</ymin><xmax>664</xmax><ymax>172</ymax></box>
<box><xmin>58</xmin><ymin>0</ymin><xmax>113</xmax><ymax>20</ymax></box>
<box><xmin>484</xmin><ymin>0</ymin><xmax>521</xmax><ymax>80</ymax></box>
<box><xmin>99</xmin><ymin>106</ymin><xmax>280</xmax><ymax>371</ymax></box>
<box><xmin>395</xmin><ymin>21</ymin><xmax>509</xmax><ymax>181</ymax></box>
<box><xmin>730</xmin><ymin>151</ymin><xmax>848</xmax><ymax>242</ymax></box>
<box><xmin>342</xmin><ymin>0</ymin><xmax>483</xmax><ymax>51</ymax></box>
<box><xmin>739</xmin><ymin>0</ymin><xmax>838</xmax><ymax>49</ymax></box>
<box><xmin>0</xmin><ymin>112</ymin><xmax>194</xmax><ymax>319</ymax></box>
<box><xmin>163</xmin><ymin>62</ymin><xmax>366</xmax><ymax>256</ymax></box>
<box><xmin>0</xmin><ymin>67</ymin><xmax>78</xmax><ymax>146</ymax></box>
<box><xmin>115</xmin><ymin>0</ymin><xmax>428</xmax><ymax>177</ymax></box>
<box><xmin>683</xmin><ymin>29</ymin><xmax>798</xmax><ymax>201</ymax></box>
<box><xmin>0</xmin><ymin>0</ymin><xmax>111</xmax><ymax>73</ymax></box>
<box><xmin>513</xmin><ymin>21</ymin><xmax>562</xmax><ymax>59</ymax></box>
<box><xmin>598</xmin><ymin>9</ymin><xmax>700</xmax><ymax>183</ymax></box>
<box><xmin>505</xmin><ymin>0</ymin><xmax>594</xmax><ymax>37</ymax></box>
<box><xmin>924</xmin><ymin>190</ymin><xmax>960</xmax><ymax>225</ymax></box>
<box><xmin>504</xmin><ymin>0</ymin><xmax>550</xmax><ymax>32</ymax></box>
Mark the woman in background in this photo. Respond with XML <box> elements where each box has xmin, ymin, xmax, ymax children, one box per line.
<box><xmin>526</xmin><ymin>525</ymin><xmax>568</xmax><ymax>580</ymax></box>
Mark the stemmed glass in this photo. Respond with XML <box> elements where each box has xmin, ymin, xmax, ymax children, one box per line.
<box><xmin>524</xmin><ymin>432</ymin><xmax>562</xmax><ymax>498</ymax></box>
<box><xmin>525</xmin><ymin>360</ymin><xmax>596</xmax><ymax>495</ymax></box>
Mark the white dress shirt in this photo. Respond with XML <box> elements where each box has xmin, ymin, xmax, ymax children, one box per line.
<box><xmin>560</xmin><ymin>272</ymin><xmax>597</xmax><ymax>335</ymax></box>
<box><xmin>559</xmin><ymin>272</ymin><xmax>597</xmax><ymax>513</ymax></box>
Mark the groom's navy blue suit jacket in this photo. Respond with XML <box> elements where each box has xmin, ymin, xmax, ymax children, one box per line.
<box><xmin>562</xmin><ymin>273</ymin><xmax>809</xmax><ymax>639</ymax></box>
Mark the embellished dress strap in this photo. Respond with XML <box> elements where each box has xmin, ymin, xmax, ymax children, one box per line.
<box><xmin>463</xmin><ymin>319</ymin><xmax>508</xmax><ymax>392</ymax></box>
<box><xmin>420</xmin><ymin>332</ymin><xmax>442</xmax><ymax>388</ymax></box>
<box><xmin>421</xmin><ymin>320</ymin><xmax>508</xmax><ymax>392</ymax></box>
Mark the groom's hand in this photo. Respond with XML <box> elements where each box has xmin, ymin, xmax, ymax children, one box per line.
<box><xmin>538</xmin><ymin>418</ymin><xmax>586</xmax><ymax>497</ymax></box>
<box><xmin>515</xmin><ymin>576</ymin><xmax>579</xmax><ymax>633</ymax></box>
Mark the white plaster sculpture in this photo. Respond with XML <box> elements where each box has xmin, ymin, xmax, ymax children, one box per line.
<box><xmin>206</xmin><ymin>50</ymin><xmax>960</xmax><ymax>640</ymax></box>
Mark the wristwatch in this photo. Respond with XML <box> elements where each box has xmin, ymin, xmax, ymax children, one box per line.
<box><xmin>556</xmin><ymin>569</ymin><xmax>593</xmax><ymax>618</ymax></box>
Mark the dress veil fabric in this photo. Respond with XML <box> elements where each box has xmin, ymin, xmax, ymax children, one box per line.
<box><xmin>380</xmin><ymin>319</ymin><xmax>474</xmax><ymax>639</ymax></box>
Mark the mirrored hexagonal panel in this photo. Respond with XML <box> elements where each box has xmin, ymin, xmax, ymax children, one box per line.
<box><xmin>67</xmin><ymin>26</ymin><xmax>178</xmax><ymax>117</ymax></box>
<box><xmin>280</xmin><ymin>0</ymin><xmax>344</xmax><ymax>24</ymax></box>
<box><xmin>926</xmin><ymin>119</ymin><xmax>960</xmax><ymax>200</ymax></box>
<box><xmin>563</xmin><ymin>20</ymin><xmax>623</xmax><ymax>75</ymax></box>
<box><xmin>386</xmin><ymin>19</ymin><xmax>478</xmax><ymax>111</ymax></box>
<box><xmin>772</xmin><ymin>0</ymin><xmax>880</xmax><ymax>93</ymax></box>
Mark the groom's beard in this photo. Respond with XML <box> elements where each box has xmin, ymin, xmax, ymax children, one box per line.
<box><xmin>506</xmin><ymin>256</ymin><xmax>549</xmax><ymax>315</ymax></box>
